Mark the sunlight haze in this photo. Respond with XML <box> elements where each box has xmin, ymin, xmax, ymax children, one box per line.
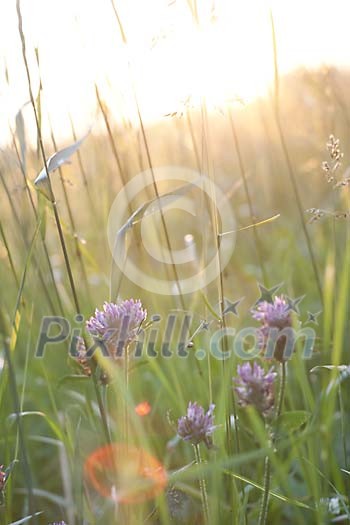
<box><xmin>0</xmin><ymin>0</ymin><xmax>349</xmax><ymax>145</ymax></box>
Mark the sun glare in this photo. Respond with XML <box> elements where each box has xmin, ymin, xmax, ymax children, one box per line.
<box><xmin>0</xmin><ymin>0</ymin><xmax>350</xmax><ymax>145</ymax></box>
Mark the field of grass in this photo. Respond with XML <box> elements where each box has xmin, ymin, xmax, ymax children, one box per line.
<box><xmin>1</xmin><ymin>3</ymin><xmax>350</xmax><ymax>525</ymax></box>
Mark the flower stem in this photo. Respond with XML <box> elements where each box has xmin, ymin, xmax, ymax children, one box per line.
<box><xmin>276</xmin><ymin>361</ymin><xmax>286</xmax><ymax>418</ymax></box>
<box><xmin>121</xmin><ymin>351</ymin><xmax>131</xmax><ymax>524</ymax></box>
<box><xmin>258</xmin><ymin>455</ymin><xmax>271</xmax><ymax>525</ymax></box>
<box><xmin>92</xmin><ymin>371</ymin><xmax>111</xmax><ymax>445</ymax></box>
<box><xmin>193</xmin><ymin>444</ymin><xmax>210</xmax><ymax>524</ymax></box>
<box><xmin>259</xmin><ymin>362</ymin><xmax>286</xmax><ymax>525</ymax></box>
<box><xmin>124</xmin><ymin>348</ymin><xmax>129</xmax><ymax>446</ymax></box>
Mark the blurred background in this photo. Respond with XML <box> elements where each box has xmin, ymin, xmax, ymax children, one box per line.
<box><xmin>1</xmin><ymin>1</ymin><xmax>350</xmax><ymax>523</ymax></box>
<box><xmin>1</xmin><ymin>0</ymin><xmax>350</xmax><ymax>145</ymax></box>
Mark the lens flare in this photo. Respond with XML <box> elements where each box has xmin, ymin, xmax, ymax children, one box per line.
<box><xmin>135</xmin><ymin>401</ymin><xmax>151</xmax><ymax>416</ymax></box>
<box><xmin>84</xmin><ymin>443</ymin><xmax>167</xmax><ymax>503</ymax></box>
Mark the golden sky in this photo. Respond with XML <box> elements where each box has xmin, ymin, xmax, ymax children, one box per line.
<box><xmin>0</xmin><ymin>0</ymin><xmax>349</xmax><ymax>146</ymax></box>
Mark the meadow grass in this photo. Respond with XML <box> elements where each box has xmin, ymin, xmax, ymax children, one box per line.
<box><xmin>0</xmin><ymin>4</ymin><xmax>350</xmax><ymax>525</ymax></box>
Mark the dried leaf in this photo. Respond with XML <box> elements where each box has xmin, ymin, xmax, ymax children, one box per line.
<box><xmin>34</xmin><ymin>132</ymin><xmax>89</xmax><ymax>195</ymax></box>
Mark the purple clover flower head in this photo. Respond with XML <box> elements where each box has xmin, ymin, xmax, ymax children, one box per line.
<box><xmin>251</xmin><ymin>295</ymin><xmax>293</xmax><ymax>361</ymax></box>
<box><xmin>252</xmin><ymin>296</ymin><xmax>292</xmax><ymax>329</ymax></box>
<box><xmin>49</xmin><ymin>522</ymin><xmax>67</xmax><ymax>525</ymax></box>
<box><xmin>234</xmin><ymin>362</ymin><xmax>277</xmax><ymax>417</ymax></box>
<box><xmin>178</xmin><ymin>402</ymin><xmax>216</xmax><ymax>448</ymax></box>
<box><xmin>86</xmin><ymin>299</ymin><xmax>146</xmax><ymax>358</ymax></box>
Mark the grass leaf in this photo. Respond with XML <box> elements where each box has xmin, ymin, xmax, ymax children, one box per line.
<box><xmin>275</xmin><ymin>410</ymin><xmax>311</xmax><ymax>433</ymax></box>
<box><xmin>9</xmin><ymin>512</ymin><xmax>43</xmax><ymax>525</ymax></box>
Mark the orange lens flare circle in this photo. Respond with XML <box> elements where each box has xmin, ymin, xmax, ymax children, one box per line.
<box><xmin>135</xmin><ymin>401</ymin><xmax>152</xmax><ymax>416</ymax></box>
<box><xmin>85</xmin><ymin>443</ymin><xmax>167</xmax><ymax>504</ymax></box>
